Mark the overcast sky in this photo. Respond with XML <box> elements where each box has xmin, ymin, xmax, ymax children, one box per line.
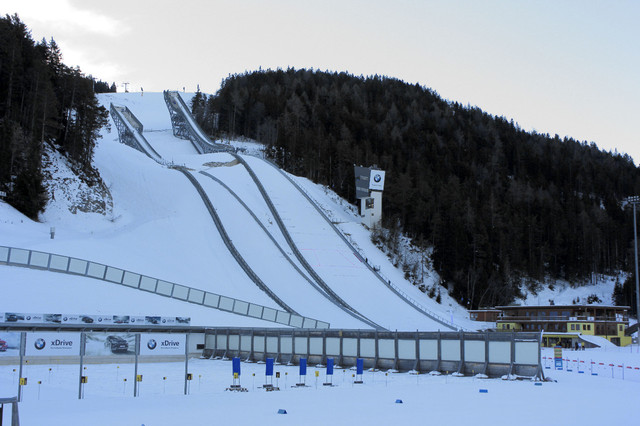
<box><xmin>3</xmin><ymin>0</ymin><xmax>639</xmax><ymax>164</ymax></box>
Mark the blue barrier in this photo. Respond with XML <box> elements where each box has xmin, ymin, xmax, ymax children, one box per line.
<box><xmin>232</xmin><ymin>357</ymin><xmax>241</xmax><ymax>376</ymax></box>
<box><xmin>299</xmin><ymin>358</ymin><xmax>307</xmax><ymax>376</ymax></box>
<box><xmin>266</xmin><ymin>358</ymin><xmax>274</xmax><ymax>376</ymax></box>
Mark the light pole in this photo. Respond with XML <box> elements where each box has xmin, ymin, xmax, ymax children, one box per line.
<box><xmin>625</xmin><ymin>195</ymin><xmax>640</xmax><ymax>345</ymax></box>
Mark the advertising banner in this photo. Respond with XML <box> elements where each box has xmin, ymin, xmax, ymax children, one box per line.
<box><xmin>139</xmin><ymin>333</ymin><xmax>186</xmax><ymax>356</ymax></box>
<box><xmin>85</xmin><ymin>332</ymin><xmax>136</xmax><ymax>356</ymax></box>
<box><xmin>25</xmin><ymin>332</ymin><xmax>81</xmax><ymax>356</ymax></box>
<box><xmin>1</xmin><ymin>312</ymin><xmax>189</xmax><ymax>326</ymax></box>
<box><xmin>0</xmin><ymin>331</ymin><xmax>21</xmax><ymax>357</ymax></box>
<box><xmin>368</xmin><ymin>170</ymin><xmax>386</xmax><ymax>191</ymax></box>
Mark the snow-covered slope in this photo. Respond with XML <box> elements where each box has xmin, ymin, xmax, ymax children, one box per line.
<box><xmin>0</xmin><ymin>92</ymin><xmax>514</xmax><ymax>330</ymax></box>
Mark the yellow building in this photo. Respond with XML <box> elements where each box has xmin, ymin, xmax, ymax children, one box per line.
<box><xmin>494</xmin><ymin>305</ymin><xmax>632</xmax><ymax>347</ymax></box>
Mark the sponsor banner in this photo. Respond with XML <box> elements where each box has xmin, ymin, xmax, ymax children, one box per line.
<box><xmin>85</xmin><ymin>332</ymin><xmax>136</xmax><ymax>356</ymax></box>
<box><xmin>368</xmin><ymin>170</ymin><xmax>386</xmax><ymax>191</ymax></box>
<box><xmin>94</xmin><ymin>315</ymin><xmax>114</xmax><ymax>325</ymax></box>
<box><xmin>0</xmin><ymin>331</ymin><xmax>21</xmax><ymax>357</ymax></box>
<box><xmin>112</xmin><ymin>315</ymin><xmax>131</xmax><ymax>325</ymax></box>
<box><xmin>25</xmin><ymin>332</ymin><xmax>81</xmax><ymax>356</ymax></box>
<box><xmin>1</xmin><ymin>312</ymin><xmax>189</xmax><ymax>326</ymax></box>
<box><xmin>130</xmin><ymin>316</ymin><xmax>145</xmax><ymax>325</ymax></box>
<box><xmin>140</xmin><ymin>333</ymin><xmax>186</xmax><ymax>356</ymax></box>
<box><xmin>61</xmin><ymin>314</ymin><xmax>97</xmax><ymax>325</ymax></box>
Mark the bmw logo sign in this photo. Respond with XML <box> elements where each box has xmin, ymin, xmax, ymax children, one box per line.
<box><xmin>98</xmin><ymin>317</ymin><xmax>103</xmax><ymax>322</ymax></box>
<box><xmin>63</xmin><ymin>317</ymin><xmax>68</xmax><ymax>321</ymax></box>
<box><xmin>34</xmin><ymin>338</ymin><xmax>46</xmax><ymax>350</ymax></box>
<box><xmin>373</xmin><ymin>174</ymin><xmax>382</xmax><ymax>183</ymax></box>
<box><xmin>26</xmin><ymin>316</ymin><xmax>31</xmax><ymax>320</ymax></box>
<box><xmin>162</xmin><ymin>318</ymin><xmax>166</xmax><ymax>323</ymax></box>
<box><xmin>147</xmin><ymin>339</ymin><xmax>157</xmax><ymax>350</ymax></box>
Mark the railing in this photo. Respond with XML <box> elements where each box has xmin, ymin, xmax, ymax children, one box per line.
<box><xmin>0</xmin><ymin>246</ymin><xmax>329</xmax><ymax>329</ymax></box>
<box><xmin>110</xmin><ymin>103</ymin><xmax>164</xmax><ymax>163</ymax></box>
<box><xmin>204</xmin><ymin>328</ymin><xmax>544</xmax><ymax>379</ymax></box>
<box><xmin>163</xmin><ymin>91</ymin><xmax>233</xmax><ymax>154</ymax></box>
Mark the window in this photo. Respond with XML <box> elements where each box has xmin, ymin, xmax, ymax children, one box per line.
<box><xmin>619</xmin><ymin>325</ymin><xmax>623</xmax><ymax>332</ymax></box>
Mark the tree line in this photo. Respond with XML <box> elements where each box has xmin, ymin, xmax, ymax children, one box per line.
<box><xmin>0</xmin><ymin>14</ymin><xmax>109</xmax><ymax>219</ymax></box>
<box><xmin>192</xmin><ymin>68</ymin><xmax>640</xmax><ymax>310</ymax></box>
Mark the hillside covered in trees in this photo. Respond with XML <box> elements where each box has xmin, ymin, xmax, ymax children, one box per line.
<box><xmin>0</xmin><ymin>14</ymin><xmax>110</xmax><ymax>219</ymax></box>
<box><xmin>193</xmin><ymin>68</ymin><xmax>640</xmax><ymax>310</ymax></box>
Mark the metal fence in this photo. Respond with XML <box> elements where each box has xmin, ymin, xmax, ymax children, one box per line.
<box><xmin>204</xmin><ymin>328</ymin><xmax>544</xmax><ymax>379</ymax></box>
<box><xmin>0</xmin><ymin>246</ymin><xmax>329</xmax><ymax>329</ymax></box>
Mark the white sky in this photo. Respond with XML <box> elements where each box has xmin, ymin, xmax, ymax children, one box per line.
<box><xmin>3</xmin><ymin>0</ymin><xmax>639</xmax><ymax>163</ymax></box>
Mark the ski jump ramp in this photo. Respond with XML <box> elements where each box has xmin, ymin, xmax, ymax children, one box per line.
<box><xmin>162</xmin><ymin>91</ymin><xmax>460</xmax><ymax>331</ymax></box>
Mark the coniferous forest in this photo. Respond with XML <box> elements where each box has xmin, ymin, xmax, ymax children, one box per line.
<box><xmin>0</xmin><ymin>15</ymin><xmax>110</xmax><ymax>219</ymax></box>
<box><xmin>193</xmin><ymin>68</ymin><xmax>640</xmax><ymax>310</ymax></box>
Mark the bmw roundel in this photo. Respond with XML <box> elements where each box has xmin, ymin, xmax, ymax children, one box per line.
<box><xmin>34</xmin><ymin>338</ymin><xmax>46</xmax><ymax>350</ymax></box>
<box><xmin>373</xmin><ymin>174</ymin><xmax>382</xmax><ymax>183</ymax></box>
<box><xmin>147</xmin><ymin>339</ymin><xmax>157</xmax><ymax>350</ymax></box>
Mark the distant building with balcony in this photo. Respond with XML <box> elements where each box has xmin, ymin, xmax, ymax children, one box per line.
<box><xmin>494</xmin><ymin>305</ymin><xmax>631</xmax><ymax>347</ymax></box>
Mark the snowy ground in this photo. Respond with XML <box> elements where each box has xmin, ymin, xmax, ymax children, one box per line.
<box><xmin>1</xmin><ymin>345</ymin><xmax>639</xmax><ymax>426</ymax></box>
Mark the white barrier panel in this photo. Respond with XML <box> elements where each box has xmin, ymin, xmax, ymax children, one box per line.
<box><xmin>516</xmin><ymin>342</ymin><xmax>538</xmax><ymax>365</ymax></box>
<box><xmin>378</xmin><ymin>339</ymin><xmax>395</xmax><ymax>358</ymax></box>
<box><xmin>30</xmin><ymin>251</ymin><xmax>49</xmax><ymax>268</ymax></box>
<box><xmin>294</xmin><ymin>337</ymin><xmax>307</xmax><ymax>355</ymax></box>
<box><xmin>25</xmin><ymin>332</ymin><xmax>81</xmax><ymax>356</ymax></box>
<box><xmin>309</xmin><ymin>337</ymin><xmax>323</xmax><ymax>355</ymax></box>
<box><xmin>465</xmin><ymin>340</ymin><xmax>486</xmax><ymax>363</ymax></box>
<box><xmin>253</xmin><ymin>335</ymin><xmax>265</xmax><ymax>352</ymax></box>
<box><xmin>241</xmin><ymin>335</ymin><xmax>252</xmax><ymax>351</ymax></box>
<box><xmin>229</xmin><ymin>335</ymin><xmax>240</xmax><ymax>351</ymax></box>
<box><xmin>216</xmin><ymin>335</ymin><xmax>227</xmax><ymax>350</ymax></box>
<box><xmin>441</xmin><ymin>340</ymin><xmax>461</xmax><ymax>361</ymax></box>
<box><xmin>489</xmin><ymin>341</ymin><xmax>511</xmax><ymax>364</ymax></box>
<box><xmin>360</xmin><ymin>338</ymin><xmax>376</xmax><ymax>358</ymax></box>
<box><xmin>343</xmin><ymin>338</ymin><xmax>358</xmax><ymax>357</ymax></box>
<box><xmin>398</xmin><ymin>339</ymin><xmax>416</xmax><ymax>359</ymax></box>
<box><xmin>0</xmin><ymin>331</ymin><xmax>21</xmax><ymax>357</ymax></box>
<box><xmin>266</xmin><ymin>336</ymin><xmax>278</xmax><ymax>353</ymax></box>
<box><xmin>280</xmin><ymin>336</ymin><xmax>293</xmax><ymax>353</ymax></box>
<box><xmin>326</xmin><ymin>337</ymin><xmax>340</xmax><ymax>355</ymax></box>
<box><xmin>140</xmin><ymin>333</ymin><xmax>186</xmax><ymax>356</ymax></box>
<box><xmin>419</xmin><ymin>340</ymin><xmax>438</xmax><ymax>360</ymax></box>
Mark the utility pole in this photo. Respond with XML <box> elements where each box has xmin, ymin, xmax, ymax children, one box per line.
<box><xmin>625</xmin><ymin>195</ymin><xmax>640</xmax><ymax>346</ymax></box>
<box><xmin>122</xmin><ymin>82</ymin><xmax>130</xmax><ymax>93</ymax></box>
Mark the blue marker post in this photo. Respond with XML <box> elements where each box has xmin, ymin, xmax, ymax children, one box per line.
<box><xmin>263</xmin><ymin>357</ymin><xmax>275</xmax><ymax>390</ymax></box>
<box><xmin>354</xmin><ymin>358</ymin><xmax>364</xmax><ymax>384</ymax></box>
<box><xmin>296</xmin><ymin>358</ymin><xmax>307</xmax><ymax>387</ymax></box>
<box><xmin>324</xmin><ymin>358</ymin><xmax>334</xmax><ymax>386</ymax></box>
<box><xmin>225</xmin><ymin>357</ymin><xmax>247</xmax><ymax>392</ymax></box>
